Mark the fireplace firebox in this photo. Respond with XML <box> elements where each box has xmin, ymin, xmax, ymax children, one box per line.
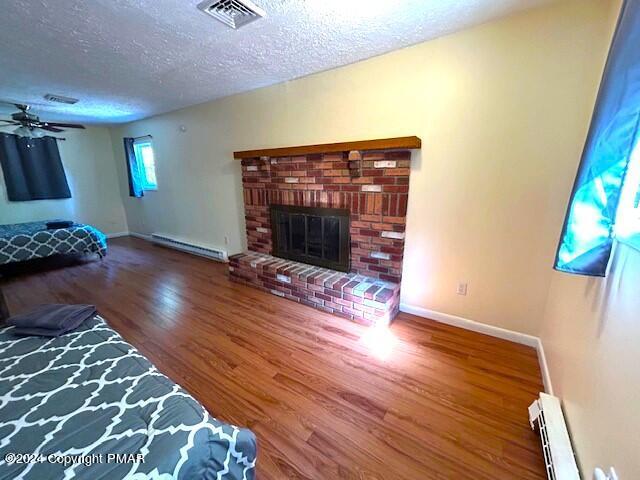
<box><xmin>270</xmin><ymin>205</ymin><xmax>350</xmax><ymax>272</ymax></box>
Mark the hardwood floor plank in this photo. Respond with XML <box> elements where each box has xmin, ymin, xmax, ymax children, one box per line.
<box><xmin>1</xmin><ymin>237</ymin><xmax>546</xmax><ymax>479</ymax></box>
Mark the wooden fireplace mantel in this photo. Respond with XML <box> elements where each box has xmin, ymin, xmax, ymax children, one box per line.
<box><xmin>233</xmin><ymin>136</ymin><xmax>421</xmax><ymax>159</ymax></box>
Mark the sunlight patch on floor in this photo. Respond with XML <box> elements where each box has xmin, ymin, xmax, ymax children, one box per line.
<box><xmin>360</xmin><ymin>324</ymin><xmax>398</xmax><ymax>361</ymax></box>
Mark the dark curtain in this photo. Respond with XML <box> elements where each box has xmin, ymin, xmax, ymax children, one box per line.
<box><xmin>554</xmin><ymin>0</ymin><xmax>640</xmax><ymax>276</ymax></box>
<box><xmin>123</xmin><ymin>137</ymin><xmax>144</xmax><ymax>198</ymax></box>
<box><xmin>0</xmin><ymin>133</ymin><xmax>71</xmax><ymax>201</ymax></box>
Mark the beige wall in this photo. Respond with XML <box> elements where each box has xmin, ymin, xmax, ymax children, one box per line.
<box><xmin>541</xmin><ymin>243</ymin><xmax>640</xmax><ymax>478</ymax></box>
<box><xmin>538</xmin><ymin>1</ymin><xmax>640</xmax><ymax>477</ymax></box>
<box><xmin>0</xmin><ymin>127</ymin><xmax>127</xmax><ymax>235</ymax></box>
<box><xmin>110</xmin><ymin>0</ymin><xmax>615</xmax><ymax>336</ymax></box>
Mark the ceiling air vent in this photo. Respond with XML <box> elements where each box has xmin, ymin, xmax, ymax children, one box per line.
<box><xmin>44</xmin><ymin>94</ymin><xmax>79</xmax><ymax>105</ymax></box>
<box><xmin>197</xmin><ymin>0</ymin><xmax>265</xmax><ymax>29</ymax></box>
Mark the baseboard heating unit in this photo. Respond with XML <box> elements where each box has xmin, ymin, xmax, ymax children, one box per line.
<box><xmin>150</xmin><ymin>233</ymin><xmax>228</xmax><ymax>262</ymax></box>
<box><xmin>529</xmin><ymin>393</ymin><xmax>580</xmax><ymax>480</ymax></box>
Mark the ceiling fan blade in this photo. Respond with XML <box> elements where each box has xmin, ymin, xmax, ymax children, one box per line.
<box><xmin>43</xmin><ymin>122</ymin><xmax>85</xmax><ymax>129</ymax></box>
<box><xmin>0</xmin><ymin>100</ymin><xmax>21</xmax><ymax>108</ymax></box>
<box><xmin>0</xmin><ymin>119</ymin><xmax>19</xmax><ymax>125</ymax></box>
<box><xmin>38</xmin><ymin>125</ymin><xmax>65</xmax><ymax>133</ymax></box>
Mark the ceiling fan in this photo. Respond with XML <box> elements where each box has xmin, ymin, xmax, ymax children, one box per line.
<box><xmin>0</xmin><ymin>103</ymin><xmax>85</xmax><ymax>138</ymax></box>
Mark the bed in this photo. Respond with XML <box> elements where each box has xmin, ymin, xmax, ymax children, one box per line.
<box><xmin>0</xmin><ymin>315</ymin><xmax>257</xmax><ymax>479</ymax></box>
<box><xmin>0</xmin><ymin>221</ymin><xmax>107</xmax><ymax>266</ymax></box>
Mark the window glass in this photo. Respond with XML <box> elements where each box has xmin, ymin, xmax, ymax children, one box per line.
<box><xmin>133</xmin><ymin>140</ymin><xmax>157</xmax><ymax>190</ymax></box>
<box><xmin>615</xmin><ymin>142</ymin><xmax>640</xmax><ymax>249</ymax></box>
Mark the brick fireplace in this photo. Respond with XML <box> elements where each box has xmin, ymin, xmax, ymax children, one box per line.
<box><xmin>228</xmin><ymin>138</ymin><xmax>418</xmax><ymax>326</ymax></box>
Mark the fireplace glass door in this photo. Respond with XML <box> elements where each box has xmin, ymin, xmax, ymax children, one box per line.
<box><xmin>270</xmin><ymin>205</ymin><xmax>350</xmax><ymax>271</ymax></box>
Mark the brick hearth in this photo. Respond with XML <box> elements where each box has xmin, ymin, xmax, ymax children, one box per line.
<box><xmin>230</xmin><ymin>147</ymin><xmax>412</xmax><ymax>324</ymax></box>
<box><xmin>229</xmin><ymin>252</ymin><xmax>400</xmax><ymax>326</ymax></box>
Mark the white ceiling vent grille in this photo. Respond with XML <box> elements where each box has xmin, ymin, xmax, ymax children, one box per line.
<box><xmin>44</xmin><ymin>94</ymin><xmax>79</xmax><ymax>105</ymax></box>
<box><xmin>197</xmin><ymin>0</ymin><xmax>265</xmax><ymax>29</ymax></box>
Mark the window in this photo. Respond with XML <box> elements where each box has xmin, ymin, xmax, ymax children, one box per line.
<box><xmin>133</xmin><ymin>139</ymin><xmax>157</xmax><ymax>190</ymax></box>
<box><xmin>615</xmin><ymin>141</ymin><xmax>640</xmax><ymax>249</ymax></box>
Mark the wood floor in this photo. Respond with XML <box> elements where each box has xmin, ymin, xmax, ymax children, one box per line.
<box><xmin>1</xmin><ymin>237</ymin><xmax>546</xmax><ymax>479</ymax></box>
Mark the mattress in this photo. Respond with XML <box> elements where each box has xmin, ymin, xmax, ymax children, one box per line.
<box><xmin>0</xmin><ymin>221</ymin><xmax>107</xmax><ymax>265</ymax></box>
<box><xmin>0</xmin><ymin>316</ymin><xmax>257</xmax><ymax>479</ymax></box>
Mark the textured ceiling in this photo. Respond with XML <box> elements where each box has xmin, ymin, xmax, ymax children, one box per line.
<box><xmin>0</xmin><ymin>0</ymin><xmax>555</xmax><ymax>124</ymax></box>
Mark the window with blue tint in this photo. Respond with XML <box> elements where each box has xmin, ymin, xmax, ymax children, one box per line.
<box><xmin>133</xmin><ymin>140</ymin><xmax>157</xmax><ymax>190</ymax></box>
<box><xmin>553</xmin><ymin>1</ymin><xmax>640</xmax><ymax>276</ymax></box>
<box><xmin>615</xmin><ymin>141</ymin><xmax>640</xmax><ymax>250</ymax></box>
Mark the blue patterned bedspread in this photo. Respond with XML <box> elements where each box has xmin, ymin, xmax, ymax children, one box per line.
<box><xmin>0</xmin><ymin>316</ymin><xmax>257</xmax><ymax>479</ymax></box>
<box><xmin>0</xmin><ymin>221</ymin><xmax>108</xmax><ymax>265</ymax></box>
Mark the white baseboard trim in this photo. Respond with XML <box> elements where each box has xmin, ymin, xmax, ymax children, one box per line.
<box><xmin>129</xmin><ymin>232</ymin><xmax>152</xmax><ymax>241</ymax></box>
<box><xmin>400</xmin><ymin>303</ymin><xmax>538</xmax><ymax>347</ymax></box>
<box><xmin>106</xmin><ymin>231</ymin><xmax>130</xmax><ymax>239</ymax></box>
<box><xmin>400</xmin><ymin>302</ymin><xmax>553</xmax><ymax>393</ymax></box>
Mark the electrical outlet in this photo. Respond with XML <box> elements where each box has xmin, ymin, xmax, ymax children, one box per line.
<box><xmin>224</xmin><ymin>236</ymin><xmax>229</xmax><ymax>245</ymax></box>
<box><xmin>457</xmin><ymin>282</ymin><xmax>468</xmax><ymax>296</ymax></box>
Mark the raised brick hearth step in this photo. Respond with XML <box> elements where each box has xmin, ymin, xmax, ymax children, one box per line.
<box><xmin>229</xmin><ymin>251</ymin><xmax>400</xmax><ymax>326</ymax></box>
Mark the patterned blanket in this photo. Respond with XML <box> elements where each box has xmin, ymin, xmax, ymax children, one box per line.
<box><xmin>0</xmin><ymin>221</ymin><xmax>107</xmax><ymax>265</ymax></box>
<box><xmin>0</xmin><ymin>316</ymin><xmax>257</xmax><ymax>479</ymax></box>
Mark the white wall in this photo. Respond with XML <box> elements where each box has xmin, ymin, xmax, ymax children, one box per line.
<box><xmin>109</xmin><ymin>0</ymin><xmax>614</xmax><ymax>336</ymax></box>
<box><xmin>0</xmin><ymin>126</ymin><xmax>127</xmax><ymax>235</ymax></box>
